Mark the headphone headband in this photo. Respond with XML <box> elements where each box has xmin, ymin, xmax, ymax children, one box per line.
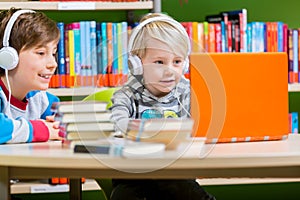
<box><xmin>128</xmin><ymin>16</ymin><xmax>191</xmax><ymax>55</ymax></box>
<box><xmin>3</xmin><ymin>9</ymin><xmax>35</xmax><ymax>47</ymax></box>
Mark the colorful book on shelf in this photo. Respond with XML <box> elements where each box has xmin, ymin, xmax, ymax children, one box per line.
<box><xmin>52</xmin><ymin>101</ymin><xmax>108</xmax><ymax>114</ymax></box>
<box><xmin>90</xmin><ymin>20</ymin><xmax>98</xmax><ymax>86</ymax></box>
<box><xmin>57</xmin><ymin>22</ymin><xmax>66</xmax><ymax>88</ymax></box>
<box><xmin>67</xmin><ymin>26</ymin><xmax>75</xmax><ymax>87</ymax></box>
<box><xmin>289</xmin><ymin>112</ymin><xmax>298</xmax><ymax>133</ymax></box>
<box><xmin>70</xmin><ymin>22</ymin><xmax>81</xmax><ymax>87</ymax></box>
<box><xmin>79</xmin><ymin>21</ymin><xmax>87</xmax><ymax>87</ymax></box>
<box><xmin>107</xmin><ymin>22</ymin><xmax>113</xmax><ymax>87</ymax></box>
<box><xmin>121</xmin><ymin>21</ymin><xmax>129</xmax><ymax>85</ymax></box>
<box><xmin>190</xmin><ymin>52</ymin><xmax>289</xmax><ymax>143</ymax></box>
<box><xmin>85</xmin><ymin>21</ymin><xmax>92</xmax><ymax>86</ymax></box>
<box><xmin>64</xmin><ymin>23</ymin><xmax>70</xmax><ymax>88</ymax></box>
<box><xmin>100</xmin><ymin>22</ymin><xmax>108</xmax><ymax>87</ymax></box>
<box><xmin>96</xmin><ymin>22</ymin><xmax>103</xmax><ymax>87</ymax></box>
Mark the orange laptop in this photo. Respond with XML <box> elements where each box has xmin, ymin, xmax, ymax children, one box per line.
<box><xmin>190</xmin><ymin>52</ymin><xmax>289</xmax><ymax>143</ymax></box>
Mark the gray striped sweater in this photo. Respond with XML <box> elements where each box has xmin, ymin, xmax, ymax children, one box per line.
<box><xmin>110</xmin><ymin>74</ymin><xmax>190</xmax><ymax>133</ymax></box>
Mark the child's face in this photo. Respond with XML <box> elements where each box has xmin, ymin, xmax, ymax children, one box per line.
<box><xmin>12</xmin><ymin>40</ymin><xmax>58</xmax><ymax>94</ymax></box>
<box><xmin>141</xmin><ymin>38</ymin><xmax>185</xmax><ymax>98</ymax></box>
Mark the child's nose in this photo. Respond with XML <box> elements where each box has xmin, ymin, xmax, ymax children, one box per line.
<box><xmin>46</xmin><ymin>57</ymin><xmax>57</xmax><ymax>70</ymax></box>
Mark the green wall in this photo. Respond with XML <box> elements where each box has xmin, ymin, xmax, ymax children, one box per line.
<box><xmin>42</xmin><ymin>0</ymin><xmax>300</xmax><ymax>28</ymax></box>
<box><xmin>162</xmin><ymin>0</ymin><xmax>300</xmax><ymax>28</ymax></box>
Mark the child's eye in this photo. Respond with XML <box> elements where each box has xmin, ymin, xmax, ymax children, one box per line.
<box><xmin>37</xmin><ymin>51</ymin><xmax>45</xmax><ymax>56</ymax></box>
<box><xmin>174</xmin><ymin>60</ymin><xmax>182</xmax><ymax>65</ymax></box>
<box><xmin>154</xmin><ymin>60</ymin><xmax>163</xmax><ymax>64</ymax></box>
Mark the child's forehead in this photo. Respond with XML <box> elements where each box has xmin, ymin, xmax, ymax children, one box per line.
<box><xmin>145</xmin><ymin>38</ymin><xmax>185</xmax><ymax>57</ymax></box>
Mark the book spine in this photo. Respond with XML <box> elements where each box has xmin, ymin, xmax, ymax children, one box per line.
<box><xmin>85</xmin><ymin>21</ymin><xmax>92</xmax><ymax>86</ymax></box>
<box><xmin>96</xmin><ymin>22</ymin><xmax>103</xmax><ymax>87</ymax></box>
<box><xmin>101</xmin><ymin>22</ymin><xmax>108</xmax><ymax>87</ymax></box>
<box><xmin>90</xmin><ymin>21</ymin><xmax>98</xmax><ymax>86</ymax></box>
<box><xmin>80</xmin><ymin>21</ymin><xmax>87</xmax><ymax>86</ymax></box>
<box><xmin>293</xmin><ymin>29</ymin><xmax>298</xmax><ymax>83</ymax></box>
<box><xmin>117</xmin><ymin>22</ymin><xmax>123</xmax><ymax>86</ymax></box>
<box><xmin>68</xmin><ymin>27</ymin><xmax>75</xmax><ymax>87</ymax></box>
<box><xmin>64</xmin><ymin>24</ymin><xmax>70</xmax><ymax>87</ymax></box>
<box><xmin>57</xmin><ymin>22</ymin><xmax>66</xmax><ymax>88</ymax></box>
<box><xmin>121</xmin><ymin>21</ymin><xmax>128</xmax><ymax>85</ymax></box>
<box><xmin>107</xmin><ymin>22</ymin><xmax>113</xmax><ymax>87</ymax></box>
<box><xmin>214</xmin><ymin>23</ymin><xmax>222</xmax><ymax>52</ymax></box>
<box><xmin>70</xmin><ymin>22</ymin><xmax>81</xmax><ymax>87</ymax></box>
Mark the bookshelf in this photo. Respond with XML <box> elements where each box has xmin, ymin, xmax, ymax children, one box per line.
<box><xmin>0</xmin><ymin>1</ymin><xmax>155</xmax><ymax>11</ymax></box>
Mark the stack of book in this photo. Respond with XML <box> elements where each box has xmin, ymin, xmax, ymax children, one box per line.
<box><xmin>52</xmin><ymin>101</ymin><xmax>115</xmax><ymax>141</ymax></box>
<box><xmin>126</xmin><ymin>118</ymin><xmax>195</xmax><ymax>150</ymax></box>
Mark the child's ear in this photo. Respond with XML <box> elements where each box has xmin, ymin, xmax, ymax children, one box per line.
<box><xmin>128</xmin><ymin>55</ymin><xmax>143</xmax><ymax>75</ymax></box>
<box><xmin>0</xmin><ymin>46</ymin><xmax>19</xmax><ymax>70</ymax></box>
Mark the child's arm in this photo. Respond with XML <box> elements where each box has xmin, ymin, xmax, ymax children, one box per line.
<box><xmin>0</xmin><ymin>91</ymin><xmax>61</xmax><ymax>144</ymax></box>
<box><xmin>110</xmin><ymin>89</ymin><xmax>135</xmax><ymax>133</ymax></box>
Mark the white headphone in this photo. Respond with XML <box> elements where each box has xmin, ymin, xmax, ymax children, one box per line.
<box><xmin>0</xmin><ymin>9</ymin><xmax>35</xmax><ymax>70</ymax></box>
<box><xmin>128</xmin><ymin>15</ymin><xmax>191</xmax><ymax>75</ymax></box>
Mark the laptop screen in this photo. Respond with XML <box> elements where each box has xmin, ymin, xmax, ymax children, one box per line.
<box><xmin>190</xmin><ymin>52</ymin><xmax>289</xmax><ymax>143</ymax></box>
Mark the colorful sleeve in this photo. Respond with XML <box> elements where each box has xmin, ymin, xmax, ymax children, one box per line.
<box><xmin>110</xmin><ymin>88</ymin><xmax>134</xmax><ymax>133</ymax></box>
<box><xmin>0</xmin><ymin>114</ymin><xmax>49</xmax><ymax>144</ymax></box>
<box><xmin>41</xmin><ymin>92</ymin><xmax>60</xmax><ymax>119</ymax></box>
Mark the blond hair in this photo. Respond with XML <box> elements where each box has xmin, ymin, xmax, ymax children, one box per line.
<box><xmin>130</xmin><ymin>13</ymin><xmax>189</xmax><ymax>60</ymax></box>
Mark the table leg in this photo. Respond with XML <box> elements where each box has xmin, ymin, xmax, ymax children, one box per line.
<box><xmin>69</xmin><ymin>178</ymin><xmax>82</xmax><ymax>200</ymax></box>
<box><xmin>0</xmin><ymin>166</ymin><xmax>10</xmax><ymax>200</ymax></box>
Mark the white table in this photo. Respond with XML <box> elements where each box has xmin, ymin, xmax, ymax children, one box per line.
<box><xmin>1</xmin><ymin>134</ymin><xmax>300</xmax><ymax>200</ymax></box>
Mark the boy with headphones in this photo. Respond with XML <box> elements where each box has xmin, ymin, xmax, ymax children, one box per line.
<box><xmin>110</xmin><ymin>13</ymin><xmax>216</xmax><ymax>200</ymax></box>
<box><xmin>0</xmin><ymin>8</ymin><xmax>62</xmax><ymax>144</ymax></box>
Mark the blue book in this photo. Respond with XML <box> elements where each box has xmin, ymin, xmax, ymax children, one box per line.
<box><xmin>57</xmin><ymin>22</ymin><xmax>65</xmax><ymax>87</ymax></box>
<box><xmin>85</xmin><ymin>21</ymin><xmax>92</xmax><ymax>79</ymax></box>
<box><xmin>96</xmin><ymin>22</ymin><xmax>102</xmax><ymax>81</ymax></box>
<box><xmin>277</xmin><ymin>22</ymin><xmax>284</xmax><ymax>52</ymax></box>
<box><xmin>79</xmin><ymin>21</ymin><xmax>87</xmax><ymax>85</ymax></box>
<box><xmin>112</xmin><ymin>22</ymin><xmax>118</xmax><ymax>75</ymax></box>
<box><xmin>90</xmin><ymin>21</ymin><xmax>97</xmax><ymax>86</ymax></box>
<box><xmin>247</xmin><ymin>23</ymin><xmax>252</xmax><ymax>52</ymax></box>
<box><xmin>121</xmin><ymin>22</ymin><xmax>128</xmax><ymax>76</ymax></box>
<box><xmin>101</xmin><ymin>22</ymin><xmax>108</xmax><ymax>75</ymax></box>
<box><xmin>291</xmin><ymin>112</ymin><xmax>299</xmax><ymax>133</ymax></box>
<box><xmin>292</xmin><ymin>29</ymin><xmax>298</xmax><ymax>74</ymax></box>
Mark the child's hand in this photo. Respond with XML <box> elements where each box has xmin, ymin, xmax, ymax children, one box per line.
<box><xmin>43</xmin><ymin>117</ymin><xmax>63</xmax><ymax>140</ymax></box>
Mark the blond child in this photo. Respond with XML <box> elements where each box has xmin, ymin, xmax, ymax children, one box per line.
<box><xmin>110</xmin><ymin>13</ymin><xmax>216</xmax><ymax>200</ymax></box>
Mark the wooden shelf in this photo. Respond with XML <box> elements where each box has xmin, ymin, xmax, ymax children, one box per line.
<box><xmin>288</xmin><ymin>83</ymin><xmax>300</xmax><ymax>92</ymax></box>
<box><xmin>11</xmin><ymin>178</ymin><xmax>300</xmax><ymax>194</ymax></box>
<box><xmin>47</xmin><ymin>87</ymin><xmax>111</xmax><ymax>97</ymax></box>
<box><xmin>11</xmin><ymin>179</ymin><xmax>100</xmax><ymax>194</ymax></box>
<box><xmin>49</xmin><ymin>84</ymin><xmax>296</xmax><ymax>97</ymax></box>
<box><xmin>0</xmin><ymin>1</ymin><xmax>153</xmax><ymax>11</ymax></box>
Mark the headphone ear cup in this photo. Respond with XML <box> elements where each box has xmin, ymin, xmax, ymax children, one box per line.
<box><xmin>183</xmin><ymin>57</ymin><xmax>189</xmax><ymax>74</ymax></box>
<box><xmin>0</xmin><ymin>46</ymin><xmax>19</xmax><ymax>70</ymax></box>
<box><xmin>128</xmin><ymin>55</ymin><xmax>143</xmax><ymax>75</ymax></box>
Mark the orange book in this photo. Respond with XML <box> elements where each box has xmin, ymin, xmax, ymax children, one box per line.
<box><xmin>190</xmin><ymin>53</ymin><xmax>289</xmax><ymax>143</ymax></box>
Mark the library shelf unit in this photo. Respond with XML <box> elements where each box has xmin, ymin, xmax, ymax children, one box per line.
<box><xmin>48</xmin><ymin>83</ymin><xmax>298</xmax><ymax>97</ymax></box>
<box><xmin>0</xmin><ymin>1</ymin><xmax>159</xmax><ymax>12</ymax></box>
